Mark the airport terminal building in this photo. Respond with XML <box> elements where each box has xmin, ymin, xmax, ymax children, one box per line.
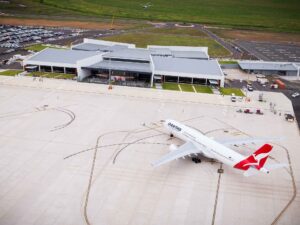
<box><xmin>238</xmin><ymin>60</ymin><xmax>300</xmax><ymax>77</ymax></box>
<box><xmin>23</xmin><ymin>39</ymin><xmax>225</xmax><ymax>87</ymax></box>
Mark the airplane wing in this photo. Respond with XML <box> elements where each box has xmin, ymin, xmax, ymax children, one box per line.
<box><xmin>152</xmin><ymin>142</ymin><xmax>200</xmax><ymax>167</ymax></box>
<box><xmin>216</xmin><ymin>137</ymin><xmax>283</xmax><ymax>146</ymax></box>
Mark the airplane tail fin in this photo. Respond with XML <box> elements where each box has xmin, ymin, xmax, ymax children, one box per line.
<box><xmin>233</xmin><ymin>144</ymin><xmax>288</xmax><ymax>176</ymax></box>
<box><xmin>234</xmin><ymin>144</ymin><xmax>273</xmax><ymax>171</ymax></box>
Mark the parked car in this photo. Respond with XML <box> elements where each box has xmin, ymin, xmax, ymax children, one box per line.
<box><xmin>244</xmin><ymin>109</ymin><xmax>253</xmax><ymax>114</ymax></box>
<box><xmin>247</xmin><ymin>85</ymin><xmax>253</xmax><ymax>91</ymax></box>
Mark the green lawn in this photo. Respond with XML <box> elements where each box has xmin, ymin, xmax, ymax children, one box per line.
<box><xmin>219</xmin><ymin>87</ymin><xmax>245</xmax><ymax>96</ymax></box>
<box><xmin>0</xmin><ymin>70</ymin><xmax>22</xmax><ymax>76</ymax></box>
<box><xmin>148</xmin><ymin>27</ymin><xmax>208</xmax><ymax>37</ymax></box>
<box><xmin>27</xmin><ymin>72</ymin><xmax>75</xmax><ymax>79</ymax></box>
<box><xmin>194</xmin><ymin>85</ymin><xmax>213</xmax><ymax>94</ymax></box>
<box><xmin>103</xmin><ymin>32</ymin><xmax>230</xmax><ymax>57</ymax></box>
<box><xmin>16</xmin><ymin>0</ymin><xmax>300</xmax><ymax>32</ymax></box>
<box><xmin>162</xmin><ymin>82</ymin><xmax>180</xmax><ymax>91</ymax></box>
<box><xmin>179</xmin><ymin>84</ymin><xmax>195</xmax><ymax>92</ymax></box>
<box><xmin>25</xmin><ymin>44</ymin><xmax>65</xmax><ymax>52</ymax></box>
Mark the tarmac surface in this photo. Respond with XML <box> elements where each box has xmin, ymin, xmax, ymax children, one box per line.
<box><xmin>0</xmin><ymin>76</ymin><xmax>299</xmax><ymax>225</ymax></box>
<box><xmin>223</xmin><ymin>68</ymin><xmax>300</xmax><ymax>129</ymax></box>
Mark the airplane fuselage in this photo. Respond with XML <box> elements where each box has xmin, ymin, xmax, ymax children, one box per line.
<box><xmin>165</xmin><ymin>119</ymin><xmax>245</xmax><ymax>168</ymax></box>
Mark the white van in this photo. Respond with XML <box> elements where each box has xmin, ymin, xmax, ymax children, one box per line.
<box><xmin>231</xmin><ymin>93</ymin><xmax>236</xmax><ymax>102</ymax></box>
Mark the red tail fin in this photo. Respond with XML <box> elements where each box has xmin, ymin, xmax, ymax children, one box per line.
<box><xmin>234</xmin><ymin>144</ymin><xmax>273</xmax><ymax>171</ymax></box>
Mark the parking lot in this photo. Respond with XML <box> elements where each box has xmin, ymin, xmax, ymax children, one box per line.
<box><xmin>235</xmin><ymin>40</ymin><xmax>300</xmax><ymax>62</ymax></box>
<box><xmin>0</xmin><ymin>25</ymin><xmax>112</xmax><ymax>69</ymax></box>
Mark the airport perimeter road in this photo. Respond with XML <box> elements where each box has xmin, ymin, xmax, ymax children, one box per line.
<box><xmin>195</xmin><ymin>24</ymin><xmax>243</xmax><ymax>59</ymax></box>
<box><xmin>0</xmin><ymin>76</ymin><xmax>299</xmax><ymax>225</ymax></box>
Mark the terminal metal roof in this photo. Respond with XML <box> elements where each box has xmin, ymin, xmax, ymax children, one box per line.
<box><xmin>72</xmin><ymin>43</ymin><xmax>128</xmax><ymax>52</ymax></box>
<box><xmin>152</xmin><ymin>57</ymin><xmax>223</xmax><ymax>77</ymax></box>
<box><xmin>149</xmin><ymin>47</ymin><xmax>209</xmax><ymax>59</ymax></box>
<box><xmin>238</xmin><ymin>61</ymin><xmax>298</xmax><ymax>71</ymax></box>
<box><xmin>171</xmin><ymin>50</ymin><xmax>209</xmax><ymax>59</ymax></box>
<box><xmin>103</xmin><ymin>48</ymin><xmax>151</xmax><ymax>61</ymax></box>
<box><xmin>85</xmin><ymin>60</ymin><xmax>152</xmax><ymax>73</ymax></box>
<box><xmin>150</xmin><ymin>48</ymin><xmax>172</xmax><ymax>56</ymax></box>
<box><xmin>27</xmin><ymin>48</ymin><xmax>99</xmax><ymax>65</ymax></box>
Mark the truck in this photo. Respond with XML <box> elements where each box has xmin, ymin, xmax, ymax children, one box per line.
<box><xmin>274</xmin><ymin>79</ymin><xmax>286</xmax><ymax>89</ymax></box>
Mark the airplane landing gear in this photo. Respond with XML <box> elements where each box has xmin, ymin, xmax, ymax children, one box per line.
<box><xmin>192</xmin><ymin>157</ymin><xmax>201</xmax><ymax>163</ymax></box>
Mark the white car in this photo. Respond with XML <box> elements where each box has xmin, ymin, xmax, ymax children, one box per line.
<box><xmin>291</xmin><ymin>92</ymin><xmax>299</xmax><ymax>98</ymax></box>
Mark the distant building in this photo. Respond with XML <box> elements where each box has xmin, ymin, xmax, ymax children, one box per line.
<box><xmin>24</xmin><ymin>38</ymin><xmax>224</xmax><ymax>87</ymax></box>
<box><xmin>238</xmin><ymin>60</ymin><xmax>300</xmax><ymax>77</ymax></box>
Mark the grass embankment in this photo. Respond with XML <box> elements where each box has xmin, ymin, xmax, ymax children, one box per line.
<box><xmin>194</xmin><ymin>85</ymin><xmax>214</xmax><ymax>94</ymax></box>
<box><xmin>27</xmin><ymin>72</ymin><xmax>75</xmax><ymax>79</ymax></box>
<box><xmin>219</xmin><ymin>87</ymin><xmax>245</xmax><ymax>96</ymax></box>
<box><xmin>0</xmin><ymin>70</ymin><xmax>22</xmax><ymax>76</ymax></box>
<box><xmin>179</xmin><ymin>84</ymin><xmax>194</xmax><ymax>92</ymax></box>
<box><xmin>11</xmin><ymin>0</ymin><xmax>299</xmax><ymax>32</ymax></box>
<box><xmin>162</xmin><ymin>82</ymin><xmax>180</xmax><ymax>91</ymax></box>
<box><xmin>103</xmin><ymin>32</ymin><xmax>230</xmax><ymax>57</ymax></box>
<box><xmin>218</xmin><ymin>60</ymin><xmax>238</xmax><ymax>64</ymax></box>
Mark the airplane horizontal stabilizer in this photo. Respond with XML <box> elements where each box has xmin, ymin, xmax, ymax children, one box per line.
<box><xmin>264</xmin><ymin>163</ymin><xmax>288</xmax><ymax>171</ymax></box>
<box><xmin>243</xmin><ymin>168</ymin><xmax>259</xmax><ymax>177</ymax></box>
<box><xmin>243</xmin><ymin>163</ymin><xmax>288</xmax><ymax>177</ymax></box>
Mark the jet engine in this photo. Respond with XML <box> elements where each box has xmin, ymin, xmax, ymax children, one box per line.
<box><xmin>169</xmin><ymin>144</ymin><xmax>178</xmax><ymax>151</ymax></box>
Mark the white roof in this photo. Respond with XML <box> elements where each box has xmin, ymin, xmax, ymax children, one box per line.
<box><xmin>153</xmin><ymin>57</ymin><xmax>223</xmax><ymax>77</ymax></box>
<box><xmin>86</xmin><ymin>60</ymin><xmax>152</xmax><ymax>73</ymax></box>
<box><xmin>26</xmin><ymin>48</ymin><xmax>99</xmax><ymax>65</ymax></box>
<box><xmin>72</xmin><ymin>43</ymin><xmax>128</xmax><ymax>52</ymax></box>
<box><xmin>103</xmin><ymin>48</ymin><xmax>151</xmax><ymax>61</ymax></box>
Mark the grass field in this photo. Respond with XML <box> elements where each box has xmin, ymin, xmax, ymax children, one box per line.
<box><xmin>194</xmin><ymin>85</ymin><xmax>213</xmax><ymax>94</ymax></box>
<box><xmin>103</xmin><ymin>32</ymin><xmax>230</xmax><ymax>57</ymax></box>
<box><xmin>209</xmin><ymin>28</ymin><xmax>300</xmax><ymax>43</ymax></box>
<box><xmin>219</xmin><ymin>87</ymin><xmax>245</xmax><ymax>96</ymax></box>
<box><xmin>0</xmin><ymin>70</ymin><xmax>22</xmax><ymax>76</ymax></box>
<box><xmin>148</xmin><ymin>27</ymin><xmax>208</xmax><ymax>37</ymax></box>
<box><xmin>4</xmin><ymin>0</ymin><xmax>298</xmax><ymax>32</ymax></box>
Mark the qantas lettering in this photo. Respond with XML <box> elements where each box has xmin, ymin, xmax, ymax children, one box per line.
<box><xmin>168</xmin><ymin>122</ymin><xmax>182</xmax><ymax>132</ymax></box>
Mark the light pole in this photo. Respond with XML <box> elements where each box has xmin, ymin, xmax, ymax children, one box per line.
<box><xmin>108</xmin><ymin>57</ymin><xmax>112</xmax><ymax>89</ymax></box>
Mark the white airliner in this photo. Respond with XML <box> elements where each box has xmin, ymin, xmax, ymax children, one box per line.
<box><xmin>152</xmin><ymin>119</ymin><xmax>286</xmax><ymax>176</ymax></box>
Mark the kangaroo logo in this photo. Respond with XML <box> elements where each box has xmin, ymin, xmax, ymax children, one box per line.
<box><xmin>242</xmin><ymin>152</ymin><xmax>270</xmax><ymax>167</ymax></box>
<box><xmin>234</xmin><ymin>144</ymin><xmax>273</xmax><ymax>171</ymax></box>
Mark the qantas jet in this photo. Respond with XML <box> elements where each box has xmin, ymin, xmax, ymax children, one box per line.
<box><xmin>152</xmin><ymin>119</ymin><xmax>286</xmax><ymax>176</ymax></box>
